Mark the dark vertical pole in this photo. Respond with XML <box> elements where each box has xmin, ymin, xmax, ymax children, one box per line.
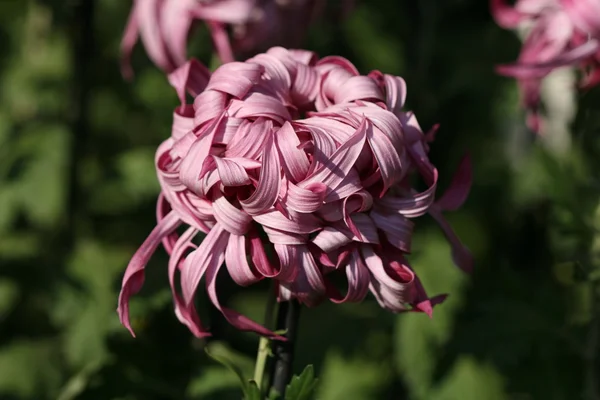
<box><xmin>269</xmin><ymin>300</ymin><xmax>301</xmax><ymax>396</ymax></box>
<box><xmin>67</xmin><ymin>0</ymin><xmax>94</xmax><ymax>241</ymax></box>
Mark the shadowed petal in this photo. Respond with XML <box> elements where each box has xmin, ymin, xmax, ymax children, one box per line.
<box><xmin>118</xmin><ymin>212</ymin><xmax>181</xmax><ymax>337</ymax></box>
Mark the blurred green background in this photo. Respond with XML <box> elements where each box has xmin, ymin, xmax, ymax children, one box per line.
<box><xmin>1</xmin><ymin>0</ymin><xmax>600</xmax><ymax>399</ymax></box>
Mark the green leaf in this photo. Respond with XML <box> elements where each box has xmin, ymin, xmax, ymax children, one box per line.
<box><xmin>285</xmin><ymin>365</ymin><xmax>319</xmax><ymax>400</ymax></box>
<box><xmin>205</xmin><ymin>342</ymin><xmax>252</xmax><ymax>393</ymax></box>
<box><xmin>187</xmin><ymin>366</ymin><xmax>244</xmax><ymax>397</ymax></box>
<box><xmin>430</xmin><ymin>357</ymin><xmax>507</xmax><ymax>400</ymax></box>
<box><xmin>0</xmin><ymin>340</ymin><xmax>61</xmax><ymax>397</ymax></box>
<box><xmin>246</xmin><ymin>380</ymin><xmax>263</xmax><ymax>400</ymax></box>
<box><xmin>56</xmin><ymin>359</ymin><xmax>106</xmax><ymax>400</ymax></box>
<box><xmin>317</xmin><ymin>353</ymin><xmax>390</xmax><ymax>400</ymax></box>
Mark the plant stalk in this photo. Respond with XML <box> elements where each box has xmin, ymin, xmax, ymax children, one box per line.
<box><xmin>269</xmin><ymin>299</ymin><xmax>301</xmax><ymax>396</ymax></box>
<box><xmin>253</xmin><ymin>283</ymin><xmax>278</xmax><ymax>391</ymax></box>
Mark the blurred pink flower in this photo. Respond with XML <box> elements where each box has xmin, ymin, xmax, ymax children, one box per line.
<box><xmin>117</xmin><ymin>47</ymin><xmax>473</xmax><ymax>338</ymax></box>
<box><xmin>491</xmin><ymin>0</ymin><xmax>600</xmax><ymax>131</ymax></box>
<box><xmin>121</xmin><ymin>0</ymin><xmax>352</xmax><ymax>77</ymax></box>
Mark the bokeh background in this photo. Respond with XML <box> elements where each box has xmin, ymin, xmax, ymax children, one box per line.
<box><xmin>2</xmin><ymin>1</ymin><xmax>600</xmax><ymax>399</ymax></box>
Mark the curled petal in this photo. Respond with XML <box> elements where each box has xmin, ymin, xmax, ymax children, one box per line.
<box><xmin>276</xmin><ymin>122</ymin><xmax>310</xmax><ymax>183</ymax></box>
<box><xmin>181</xmin><ymin>223</ymin><xmax>229</xmax><ymax>305</ymax></box>
<box><xmin>213</xmin><ymin>192</ymin><xmax>253</xmax><ymax>235</ymax></box>
<box><xmin>375</xmin><ymin>168</ymin><xmax>438</xmax><ymax>218</ymax></box>
<box><xmin>329</xmin><ymin>249</ymin><xmax>370</xmax><ymax>303</ymax></box>
<box><xmin>168</xmin><ymin>227</ymin><xmax>210</xmax><ymax>337</ymax></box>
<box><xmin>490</xmin><ymin>0</ymin><xmax>529</xmax><ymax>28</ymax></box>
<box><xmin>249</xmin><ymin>228</ymin><xmax>278</xmax><ymax>277</ymax></box>
<box><xmin>179</xmin><ymin>116</ymin><xmax>223</xmax><ymax>191</ymax></box>
<box><xmin>429</xmin><ymin>206</ymin><xmax>474</xmax><ymax>273</ymax></box>
<box><xmin>206</xmin><ymin>260</ymin><xmax>284</xmax><ymax>339</ymax></box>
<box><xmin>240</xmin><ymin>132</ymin><xmax>282</xmax><ymax>215</ymax></box>
<box><xmin>212</xmin><ymin>156</ymin><xmax>251</xmax><ymax>187</ymax></box>
<box><xmin>312</xmin><ymin>226</ymin><xmax>353</xmax><ymax>253</ymax></box>
<box><xmin>226</xmin><ymin>118</ymin><xmax>272</xmax><ymax>159</ymax></box>
<box><xmin>370</xmin><ymin>209</ymin><xmax>414</xmax><ymax>253</ymax></box>
<box><xmin>207</xmin><ymin>62</ymin><xmax>264</xmax><ymax>98</ymax></box>
<box><xmin>172</xmin><ymin>105</ymin><xmax>195</xmax><ymax>141</ymax></box>
<box><xmin>118</xmin><ymin>212</ymin><xmax>181</xmax><ymax>337</ymax></box>
<box><xmin>302</xmin><ymin>118</ymin><xmax>368</xmax><ymax>193</ymax></box>
<box><xmin>274</xmin><ymin>244</ymin><xmax>300</xmax><ymax>282</ymax></box>
<box><xmin>384</xmin><ymin>73</ymin><xmax>407</xmax><ymax>114</ymax></box>
<box><xmin>226</xmin><ymin>234</ymin><xmax>261</xmax><ymax>286</ymax></box>
<box><xmin>168</xmin><ymin>58</ymin><xmax>211</xmax><ymax>108</ymax></box>
<box><xmin>253</xmin><ymin>207</ymin><xmax>321</xmax><ymax>234</ymax></box>
<box><xmin>284</xmin><ymin>182</ymin><xmax>327</xmax><ymax>213</ymax></box>
<box><xmin>333</xmin><ymin>76</ymin><xmax>384</xmax><ymax>104</ymax></box>
<box><xmin>361</xmin><ymin>245</ymin><xmax>414</xmax><ymax>305</ymax></box>
<box><xmin>435</xmin><ymin>153</ymin><xmax>472</xmax><ymax>212</ymax></box>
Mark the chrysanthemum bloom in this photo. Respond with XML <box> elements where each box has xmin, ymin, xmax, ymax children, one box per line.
<box><xmin>491</xmin><ymin>0</ymin><xmax>600</xmax><ymax>131</ymax></box>
<box><xmin>120</xmin><ymin>0</ymin><xmax>352</xmax><ymax>77</ymax></box>
<box><xmin>117</xmin><ymin>47</ymin><xmax>473</xmax><ymax>338</ymax></box>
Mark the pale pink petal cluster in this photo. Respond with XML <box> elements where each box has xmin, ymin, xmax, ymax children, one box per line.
<box><xmin>491</xmin><ymin>0</ymin><xmax>600</xmax><ymax>131</ymax></box>
<box><xmin>121</xmin><ymin>0</ymin><xmax>345</xmax><ymax>77</ymax></box>
<box><xmin>117</xmin><ymin>47</ymin><xmax>473</xmax><ymax>338</ymax></box>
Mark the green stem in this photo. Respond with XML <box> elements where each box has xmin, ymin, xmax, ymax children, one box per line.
<box><xmin>253</xmin><ymin>284</ymin><xmax>277</xmax><ymax>391</ymax></box>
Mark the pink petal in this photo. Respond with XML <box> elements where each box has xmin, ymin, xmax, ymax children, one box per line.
<box><xmin>273</xmin><ymin>244</ymin><xmax>301</xmax><ymax>282</ymax></box>
<box><xmin>206</xmin><ymin>259</ymin><xmax>284</xmax><ymax>339</ymax></box>
<box><xmin>159</xmin><ymin>0</ymin><xmax>197</xmax><ymax>67</ymax></box>
<box><xmin>292</xmin><ymin>246</ymin><xmax>326</xmax><ymax>305</ymax></box>
<box><xmin>490</xmin><ymin>0</ymin><xmax>529</xmax><ymax>28</ymax></box>
<box><xmin>361</xmin><ymin>245</ymin><xmax>414</xmax><ymax>301</ymax></box>
<box><xmin>207</xmin><ymin>21</ymin><xmax>235</xmax><ymax>65</ymax></box>
<box><xmin>311</xmin><ymin>226</ymin><xmax>353</xmax><ymax>253</ymax></box>
<box><xmin>228</xmin><ymin>92</ymin><xmax>292</xmax><ymax>124</ymax></box>
<box><xmin>137</xmin><ymin>0</ymin><xmax>176</xmax><ymax>72</ymax></box>
<box><xmin>212</xmin><ymin>192</ymin><xmax>253</xmax><ymax>235</ymax></box>
<box><xmin>179</xmin><ymin>115</ymin><xmax>224</xmax><ymax>191</ymax></box>
<box><xmin>435</xmin><ymin>153</ymin><xmax>472</xmax><ymax>212</ymax></box>
<box><xmin>118</xmin><ymin>211</ymin><xmax>181</xmax><ymax>337</ymax></box>
<box><xmin>496</xmin><ymin>40</ymin><xmax>600</xmax><ymax>78</ymax></box>
<box><xmin>240</xmin><ymin>132</ymin><xmax>281</xmax><ymax>215</ymax></box>
<box><xmin>206</xmin><ymin>62</ymin><xmax>263</xmax><ymax>98</ymax></box>
<box><xmin>370</xmin><ymin>209</ymin><xmax>414</xmax><ymax>253</ymax></box>
<box><xmin>249</xmin><ymin>228</ymin><xmax>278</xmax><ymax>277</ymax></box>
<box><xmin>329</xmin><ymin>249</ymin><xmax>370</xmax><ymax>303</ymax></box>
<box><xmin>365</xmin><ymin>118</ymin><xmax>405</xmax><ymax>194</ymax></box>
<box><xmin>292</xmin><ymin>63</ymin><xmax>320</xmax><ymax>107</ymax></box>
<box><xmin>301</xmin><ymin>118</ymin><xmax>368</xmax><ymax>193</ymax></box>
<box><xmin>172</xmin><ymin>105</ymin><xmax>195</xmax><ymax>141</ymax></box>
<box><xmin>226</xmin><ymin>118</ymin><xmax>272</xmax><ymax>159</ymax></box>
<box><xmin>284</xmin><ymin>181</ymin><xmax>327</xmax><ymax>213</ymax></box>
<box><xmin>428</xmin><ymin>206</ymin><xmax>474</xmax><ymax>273</ymax></box>
<box><xmin>226</xmin><ymin>234</ymin><xmax>261</xmax><ymax>286</ymax></box>
<box><xmin>168</xmin><ymin>227</ymin><xmax>210</xmax><ymax>337</ymax></box>
<box><xmin>156</xmin><ymin>193</ymin><xmax>177</xmax><ymax>255</ymax></box>
<box><xmin>212</xmin><ymin>156</ymin><xmax>251</xmax><ymax>187</ymax></box>
<box><xmin>120</xmin><ymin>0</ymin><xmax>142</xmax><ymax>79</ymax></box>
<box><xmin>194</xmin><ymin>91</ymin><xmax>228</xmax><ymax>127</ymax></box>
<box><xmin>333</xmin><ymin>76</ymin><xmax>384</xmax><ymax>104</ymax></box>
<box><xmin>275</xmin><ymin>122</ymin><xmax>309</xmax><ymax>183</ymax></box>
<box><xmin>375</xmin><ymin>168</ymin><xmax>438</xmax><ymax>218</ymax></box>
<box><xmin>191</xmin><ymin>0</ymin><xmax>256</xmax><ymax>24</ymax></box>
<box><xmin>253</xmin><ymin>208</ymin><xmax>322</xmax><ymax>234</ymax></box>
<box><xmin>168</xmin><ymin>58</ymin><xmax>211</xmax><ymax>108</ymax></box>
<box><xmin>181</xmin><ymin>223</ymin><xmax>229</xmax><ymax>305</ymax></box>
<box><xmin>384</xmin><ymin>73</ymin><xmax>408</xmax><ymax>114</ymax></box>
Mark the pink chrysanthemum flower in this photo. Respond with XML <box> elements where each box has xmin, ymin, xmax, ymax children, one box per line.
<box><xmin>491</xmin><ymin>0</ymin><xmax>600</xmax><ymax>131</ymax></box>
<box><xmin>117</xmin><ymin>47</ymin><xmax>473</xmax><ymax>338</ymax></box>
<box><xmin>121</xmin><ymin>0</ymin><xmax>349</xmax><ymax>77</ymax></box>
